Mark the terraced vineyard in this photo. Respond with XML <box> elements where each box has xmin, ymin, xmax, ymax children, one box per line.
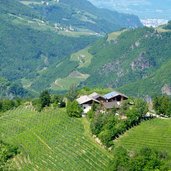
<box><xmin>115</xmin><ymin>119</ymin><xmax>171</xmax><ymax>157</ymax></box>
<box><xmin>0</xmin><ymin>107</ymin><xmax>112</xmax><ymax>170</ymax></box>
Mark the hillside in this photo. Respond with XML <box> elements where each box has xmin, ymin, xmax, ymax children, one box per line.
<box><xmin>0</xmin><ymin>107</ymin><xmax>112</xmax><ymax>170</ymax></box>
<box><xmin>19</xmin><ymin>0</ymin><xmax>142</xmax><ymax>33</ymax></box>
<box><xmin>0</xmin><ymin>0</ymin><xmax>99</xmax><ymax>97</ymax></box>
<box><xmin>0</xmin><ymin>77</ymin><xmax>30</xmax><ymax>98</ymax></box>
<box><xmin>0</xmin><ymin>0</ymin><xmax>143</xmax><ymax>98</ymax></box>
<box><xmin>47</xmin><ymin>25</ymin><xmax>171</xmax><ymax>97</ymax></box>
<box><xmin>114</xmin><ymin>118</ymin><xmax>171</xmax><ymax>159</ymax></box>
<box><xmin>83</xmin><ymin>26</ymin><xmax>171</xmax><ymax>97</ymax></box>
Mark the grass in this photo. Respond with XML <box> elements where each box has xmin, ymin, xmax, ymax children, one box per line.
<box><xmin>70</xmin><ymin>47</ymin><xmax>94</xmax><ymax>68</ymax></box>
<box><xmin>156</xmin><ymin>26</ymin><xmax>171</xmax><ymax>33</ymax></box>
<box><xmin>0</xmin><ymin>106</ymin><xmax>112</xmax><ymax>170</ymax></box>
<box><xmin>107</xmin><ymin>29</ymin><xmax>127</xmax><ymax>41</ymax></box>
<box><xmin>10</xmin><ymin>13</ymin><xmax>97</xmax><ymax>38</ymax></box>
<box><xmin>51</xmin><ymin>71</ymin><xmax>89</xmax><ymax>91</ymax></box>
<box><xmin>50</xmin><ymin>47</ymin><xmax>94</xmax><ymax>91</ymax></box>
<box><xmin>114</xmin><ymin>118</ymin><xmax>171</xmax><ymax>158</ymax></box>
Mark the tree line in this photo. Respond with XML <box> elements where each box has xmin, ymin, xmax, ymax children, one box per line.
<box><xmin>0</xmin><ymin>99</ymin><xmax>21</xmax><ymax>114</ymax></box>
<box><xmin>88</xmin><ymin>99</ymin><xmax>149</xmax><ymax>147</ymax></box>
<box><xmin>107</xmin><ymin>146</ymin><xmax>169</xmax><ymax>171</ymax></box>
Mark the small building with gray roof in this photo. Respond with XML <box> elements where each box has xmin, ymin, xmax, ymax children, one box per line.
<box><xmin>76</xmin><ymin>95</ymin><xmax>99</xmax><ymax>113</ymax></box>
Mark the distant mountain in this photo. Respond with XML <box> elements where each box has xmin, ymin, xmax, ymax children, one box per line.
<box><xmin>0</xmin><ymin>0</ymin><xmax>98</xmax><ymax>97</ymax></box>
<box><xmin>0</xmin><ymin>0</ymin><xmax>142</xmax><ymax>98</ymax></box>
<box><xmin>88</xmin><ymin>0</ymin><xmax>171</xmax><ymax>20</ymax></box>
<box><xmin>43</xmin><ymin>24</ymin><xmax>171</xmax><ymax>97</ymax></box>
<box><xmin>19</xmin><ymin>0</ymin><xmax>142</xmax><ymax>33</ymax></box>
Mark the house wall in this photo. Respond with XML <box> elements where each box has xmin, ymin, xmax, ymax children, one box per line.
<box><xmin>82</xmin><ymin>104</ymin><xmax>92</xmax><ymax>113</ymax></box>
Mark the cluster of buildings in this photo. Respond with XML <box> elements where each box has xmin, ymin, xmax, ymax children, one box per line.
<box><xmin>141</xmin><ymin>19</ymin><xmax>168</xmax><ymax>28</ymax></box>
<box><xmin>76</xmin><ymin>91</ymin><xmax>128</xmax><ymax>113</ymax></box>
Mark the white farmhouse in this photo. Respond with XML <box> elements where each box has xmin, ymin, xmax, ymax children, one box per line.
<box><xmin>76</xmin><ymin>95</ymin><xmax>99</xmax><ymax>113</ymax></box>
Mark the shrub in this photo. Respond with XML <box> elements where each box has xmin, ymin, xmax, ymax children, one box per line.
<box><xmin>0</xmin><ymin>140</ymin><xmax>19</xmax><ymax>170</ymax></box>
<box><xmin>98</xmin><ymin>130</ymin><xmax>113</xmax><ymax>147</ymax></box>
<box><xmin>87</xmin><ymin>109</ymin><xmax>95</xmax><ymax>120</ymax></box>
<box><xmin>153</xmin><ymin>96</ymin><xmax>171</xmax><ymax>117</ymax></box>
<box><xmin>66</xmin><ymin>100</ymin><xmax>82</xmax><ymax>118</ymax></box>
<box><xmin>107</xmin><ymin>147</ymin><xmax>169</xmax><ymax>171</ymax></box>
<box><xmin>39</xmin><ymin>90</ymin><xmax>51</xmax><ymax>108</ymax></box>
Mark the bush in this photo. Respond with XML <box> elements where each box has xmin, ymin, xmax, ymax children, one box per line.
<box><xmin>107</xmin><ymin>147</ymin><xmax>169</xmax><ymax>171</ymax></box>
<box><xmin>87</xmin><ymin>109</ymin><xmax>95</xmax><ymax>120</ymax></box>
<box><xmin>98</xmin><ymin>130</ymin><xmax>113</xmax><ymax>147</ymax></box>
<box><xmin>39</xmin><ymin>90</ymin><xmax>51</xmax><ymax>108</ymax></box>
<box><xmin>66</xmin><ymin>100</ymin><xmax>82</xmax><ymax>118</ymax></box>
<box><xmin>0</xmin><ymin>99</ymin><xmax>21</xmax><ymax>113</ymax></box>
<box><xmin>153</xmin><ymin>96</ymin><xmax>171</xmax><ymax>117</ymax></box>
<box><xmin>0</xmin><ymin>140</ymin><xmax>19</xmax><ymax>170</ymax></box>
<box><xmin>90</xmin><ymin>113</ymin><xmax>106</xmax><ymax>135</ymax></box>
<box><xmin>32</xmin><ymin>98</ymin><xmax>42</xmax><ymax>112</ymax></box>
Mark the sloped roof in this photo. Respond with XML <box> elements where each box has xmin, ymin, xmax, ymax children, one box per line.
<box><xmin>89</xmin><ymin>92</ymin><xmax>104</xmax><ymax>100</ymax></box>
<box><xmin>76</xmin><ymin>95</ymin><xmax>99</xmax><ymax>105</ymax></box>
<box><xmin>103</xmin><ymin>91</ymin><xmax>128</xmax><ymax>100</ymax></box>
<box><xmin>76</xmin><ymin>95</ymin><xmax>92</xmax><ymax>105</ymax></box>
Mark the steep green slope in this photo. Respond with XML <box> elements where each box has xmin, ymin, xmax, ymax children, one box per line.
<box><xmin>48</xmin><ymin>26</ymin><xmax>171</xmax><ymax>97</ymax></box>
<box><xmin>0</xmin><ymin>0</ymin><xmax>39</xmax><ymax>17</ymax></box>
<box><xmin>0</xmin><ymin>0</ymin><xmax>142</xmax><ymax>97</ymax></box>
<box><xmin>114</xmin><ymin>119</ymin><xmax>171</xmax><ymax>158</ymax></box>
<box><xmin>0</xmin><ymin>0</ymin><xmax>98</xmax><ymax>96</ymax></box>
<box><xmin>119</xmin><ymin>59</ymin><xmax>171</xmax><ymax>96</ymax></box>
<box><xmin>81</xmin><ymin>27</ymin><xmax>171</xmax><ymax>96</ymax></box>
<box><xmin>0</xmin><ymin>107</ymin><xmax>112</xmax><ymax>170</ymax></box>
<box><xmin>0</xmin><ymin>77</ymin><xmax>30</xmax><ymax>98</ymax></box>
<box><xmin>21</xmin><ymin>0</ymin><xmax>142</xmax><ymax>33</ymax></box>
<box><xmin>0</xmin><ymin>16</ymin><xmax>95</xmax><ymax>80</ymax></box>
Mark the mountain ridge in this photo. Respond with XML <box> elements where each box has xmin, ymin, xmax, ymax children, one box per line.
<box><xmin>0</xmin><ymin>0</ymin><xmax>142</xmax><ymax>98</ymax></box>
<box><xmin>19</xmin><ymin>0</ymin><xmax>142</xmax><ymax>33</ymax></box>
<box><xmin>41</xmin><ymin>25</ymin><xmax>171</xmax><ymax>97</ymax></box>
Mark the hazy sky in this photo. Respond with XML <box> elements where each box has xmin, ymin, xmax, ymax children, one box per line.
<box><xmin>88</xmin><ymin>0</ymin><xmax>171</xmax><ymax>19</ymax></box>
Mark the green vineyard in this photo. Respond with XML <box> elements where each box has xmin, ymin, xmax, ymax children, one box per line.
<box><xmin>115</xmin><ymin>118</ymin><xmax>171</xmax><ymax>158</ymax></box>
<box><xmin>0</xmin><ymin>107</ymin><xmax>112</xmax><ymax>170</ymax></box>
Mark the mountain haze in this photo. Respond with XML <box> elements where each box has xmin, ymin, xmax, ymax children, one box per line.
<box><xmin>20</xmin><ymin>0</ymin><xmax>142</xmax><ymax>33</ymax></box>
<box><xmin>89</xmin><ymin>0</ymin><xmax>171</xmax><ymax>19</ymax></box>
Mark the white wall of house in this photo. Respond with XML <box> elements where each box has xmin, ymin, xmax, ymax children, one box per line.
<box><xmin>82</xmin><ymin>104</ymin><xmax>92</xmax><ymax>113</ymax></box>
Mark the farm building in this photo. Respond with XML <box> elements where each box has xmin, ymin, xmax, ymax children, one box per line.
<box><xmin>76</xmin><ymin>95</ymin><xmax>99</xmax><ymax>113</ymax></box>
<box><xmin>76</xmin><ymin>91</ymin><xmax>128</xmax><ymax>113</ymax></box>
<box><xmin>103</xmin><ymin>91</ymin><xmax>128</xmax><ymax>104</ymax></box>
<box><xmin>89</xmin><ymin>92</ymin><xmax>105</xmax><ymax>102</ymax></box>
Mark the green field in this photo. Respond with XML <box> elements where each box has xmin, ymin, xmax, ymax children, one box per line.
<box><xmin>70</xmin><ymin>47</ymin><xmax>93</xmax><ymax>68</ymax></box>
<box><xmin>0</xmin><ymin>107</ymin><xmax>112</xmax><ymax>170</ymax></box>
<box><xmin>51</xmin><ymin>71</ymin><xmax>89</xmax><ymax>91</ymax></box>
<box><xmin>115</xmin><ymin>119</ymin><xmax>171</xmax><ymax>157</ymax></box>
<box><xmin>107</xmin><ymin>29</ymin><xmax>127</xmax><ymax>41</ymax></box>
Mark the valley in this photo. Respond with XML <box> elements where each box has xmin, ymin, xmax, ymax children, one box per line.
<box><xmin>40</xmin><ymin>25</ymin><xmax>171</xmax><ymax>97</ymax></box>
<box><xmin>1</xmin><ymin>0</ymin><xmax>171</xmax><ymax>170</ymax></box>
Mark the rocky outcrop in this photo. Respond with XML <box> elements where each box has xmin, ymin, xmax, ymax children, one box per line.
<box><xmin>131</xmin><ymin>52</ymin><xmax>152</xmax><ymax>71</ymax></box>
<box><xmin>100</xmin><ymin>60</ymin><xmax>124</xmax><ymax>77</ymax></box>
<box><xmin>161</xmin><ymin>84</ymin><xmax>171</xmax><ymax>96</ymax></box>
